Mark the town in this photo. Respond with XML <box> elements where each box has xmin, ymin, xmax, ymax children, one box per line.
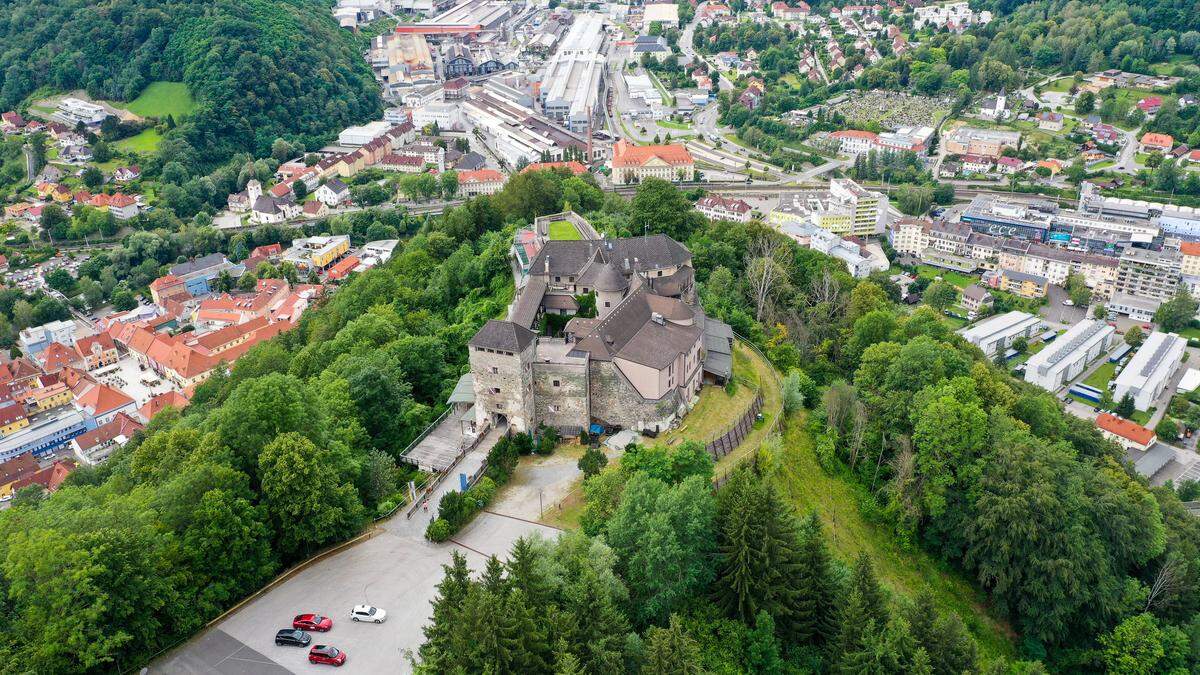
<box><xmin>4</xmin><ymin>0</ymin><xmax>1200</xmax><ymax>671</ymax></box>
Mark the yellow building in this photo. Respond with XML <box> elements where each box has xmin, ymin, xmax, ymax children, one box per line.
<box><xmin>24</xmin><ymin>382</ymin><xmax>72</xmax><ymax>412</ymax></box>
<box><xmin>0</xmin><ymin>406</ymin><xmax>29</xmax><ymax>436</ymax></box>
<box><xmin>1000</xmin><ymin>269</ymin><xmax>1049</xmax><ymax>299</ymax></box>
<box><xmin>283</xmin><ymin>235</ymin><xmax>351</xmax><ymax>270</ymax></box>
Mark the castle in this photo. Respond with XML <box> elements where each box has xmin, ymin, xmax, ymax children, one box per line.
<box><xmin>467</xmin><ymin>213</ymin><xmax>733</xmax><ymax>436</ymax></box>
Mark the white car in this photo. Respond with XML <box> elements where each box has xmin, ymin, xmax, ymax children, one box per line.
<box><xmin>1062</xmin><ymin>299</ymin><xmax>1074</xmax><ymax>306</ymax></box>
<box><xmin>350</xmin><ymin>605</ymin><xmax>387</xmax><ymax>623</ymax></box>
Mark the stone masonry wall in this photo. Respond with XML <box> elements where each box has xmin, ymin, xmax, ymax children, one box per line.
<box><xmin>588</xmin><ymin>360</ymin><xmax>682</xmax><ymax>432</ymax></box>
<box><xmin>469</xmin><ymin>343</ymin><xmax>535</xmax><ymax>432</ymax></box>
<box><xmin>532</xmin><ymin>361</ymin><xmax>589</xmax><ymax>434</ymax></box>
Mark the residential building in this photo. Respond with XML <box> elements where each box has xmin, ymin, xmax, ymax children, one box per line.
<box><xmin>18</xmin><ymin>320</ymin><xmax>76</xmax><ymax>355</ymax></box>
<box><xmin>1112</xmin><ymin>330</ymin><xmax>1187</xmax><ymax>411</ymax></box>
<box><xmin>958</xmin><ymin>311</ymin><xmax>1041</xmax><ymax>356</ymax></box>
<box><xmin>1023</xmin><ymin>319</ymin><xmax>1116</xmax><ymax>391</ymax></box>
<box><xmin>70</xmin><ymin>412</ymin><xmax>143</xmax><ymax>466</ymax></box>
<box><xmin>73</xmin><ymin>334</ymin><xmax>119</xmax><ymax>371</ymax></box>
<box><xmin>1113</xmin><ymin>247</ymin><xmax>1181</xmax><ymax>303</ymax></box>
<box><xmin>961</xmin><ymin>284</ymin><xmax>993</xmax><ymax>313</ymax></box>
<box><xmin>770</xmin><ymin>179</ymin><xmax>889</xmax><ymax>237</ymax></box>
<box><xmin>944</xmin><ymin>127</ymin><xmax>1021</xmax><ymax>157</ymax></box>
<box><xmin>1096</xmin><ymin>413</ymin><xmax>1157</xmax><ymax>452</ymax></box>
<box><xmin>1140</xmin><ymin>132</ymin><xmax>1174</xmax><ymax>154</ymax></box>
<box><xmin>1036</xmin><ymin>111</ymin><xmax>1064</xmax><ymax>131</ymax></box>
<box><xmin>1078</xmin><ymin>181</ymin><xmax>1200</xmax><ymax>238</ymax></box>
<box><xmin>997</xmin><ymin>268</ymin><xmax>1049</xmax><ymax>298</ymax></box>
<box><xmin>777</xmin><ymin>220</ymin><xmax>881</xmax><ymax>278</ymax></box>
<box><xmin>316</xmin><ymin>179</ymin><xmax>351</xmax><ymax>206</ymax></box>
<box><xmin>609</xmin><ymin>140</ymin><xmax>694</xmax><ymax>185</ymax></box>
<box><xmin>0</xmin><ymin>409</ymin><xmax>91</xmax><ymax>462</ymax></box>
<box><xmin>695</xmin><ymin>195</ymin><xmax>752</xmax><ymax>222</ymax></box>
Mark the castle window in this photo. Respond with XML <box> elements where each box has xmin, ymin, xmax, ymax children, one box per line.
<box><xmin>553</xmin><ymin>379</ymin><xmax>560</xmax><ymax>387</ymax></box>
<box><xmin>550</xmin><ymin>404</ymin><xmax>561</xmax><ymax>412</ymax></box>
<box><xmin>657</xmin><ymin>270</ymin><xmax>663</xmax><ymax>277</ymax></box>
<box><xmin>491</xmin><ymin>387</ymin><xmax>501</xmax><ymax>394</ymax></box>
<box><xmin>604</xmin><ymin>301</ymin><xmax>611</xmax><ymax>307</ymax></box>
<box><xmin>491</xmin><ymin>367</ymin><xmax>499</xmax><ymax>374</ymax></box>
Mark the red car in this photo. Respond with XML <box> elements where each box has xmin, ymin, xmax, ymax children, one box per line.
<box><xmin>293</xmin><ymin>614</ymin><xmax>333</xmax><ymax>632</ymax></box>
<box><xmin>309</xmin><ymin>645</ymin><xmax>347</xmax><ymax>666</ymax></box>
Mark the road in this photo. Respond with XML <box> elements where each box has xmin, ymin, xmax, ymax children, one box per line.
<box><xmin>152</xmin><ymin>426</ymin><xmax>559</xmax><ymax>675</ymax></box>
<box><xmin>679</xmin><ymin>3</ymin><xmax>733</xmax><ymax>92</ymax></box>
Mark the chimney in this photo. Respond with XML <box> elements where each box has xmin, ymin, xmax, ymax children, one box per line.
<box><xmin>623</xmin><ymin>257</ymin><xmax>629</xmax><ymax>270</ymax></box>
<box><xmin>651</xmin><ymin>312</ymin><xmax>664</xmax><ymax>325</ymax></box>
<box><xmin>544</xmin><ymin>254</ymin><xmax>550</xmax><ymax>274</ymax></box>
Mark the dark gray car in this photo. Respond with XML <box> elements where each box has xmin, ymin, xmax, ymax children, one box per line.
<box><xmin>275</xmin><ymin>629</ymin><xmax>312</xmax><ymax>647</ymax></box>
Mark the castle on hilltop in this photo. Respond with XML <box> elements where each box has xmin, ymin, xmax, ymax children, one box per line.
<box><xmin>466</xmin><ymin>212</ymin><xmax>733</xmax><ymax>436</ymax></box>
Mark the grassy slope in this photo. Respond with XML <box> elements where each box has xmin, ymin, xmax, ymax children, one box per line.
<box><xmin>126</xmin><ymin>81</ymin><xmax>196</xmax><ymax>118</ymax></box>
<box><xmin>114</xmin><ymin>128</ymin><xmax>162</xmax><ymax>154</ymax></box>
<box><xmin>774</xmin><ymin>415</ymin><xmax>1016</xmax><ymax>660</ymax></box>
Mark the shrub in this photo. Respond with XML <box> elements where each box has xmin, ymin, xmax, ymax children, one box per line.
<box><xmin>464</xmin><ymin>477</ymin><xmax>497</xmax><ymax>512</ymax></box>
<box><xmin>376</xmin><ymin>500</ymin><xmax>396</xmax><ymax>517</ymax></box>
<box><xmin>536</xmin><ymin>425</ymin><xmax>559</xmax><ymax>455</ymax></box>
<box><xmin>425</xmin><ymin>518</ymin><xmax>453</xmax><ymax>542</ymax></box>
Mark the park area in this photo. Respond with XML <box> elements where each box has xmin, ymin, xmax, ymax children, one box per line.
<box><xmin>114</xmin><ymin>128</ymin><xmax>162</xmax><ymax>154</ymax></box>
<box><xmin>547</xmin><ymin>219</ymin><xmax>582</xmax><ymax>240</ymax></box>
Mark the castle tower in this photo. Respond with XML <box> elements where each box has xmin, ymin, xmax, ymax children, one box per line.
<box><xmin>468</xmin><ymin>320</ymin><xmax>537</xmax><ymax>433</ymax></box>
<box><xmin>591</xmin><ymin>262</ymin><xmax>628</xmax><ymax>319</ymax></box>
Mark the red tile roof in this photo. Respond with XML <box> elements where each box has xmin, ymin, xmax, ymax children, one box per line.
<box><xmin>9</xmin><ymin>460</ymin><xmax>75</xmax><ymax>493</ymax></box>
<box><xmin>0</xmin><ymin>453</ymin><xmax>37</xmax><ymax>484</ymax></box>
<box><xmin>72</xmin><ymin>412</ymin><xmax>144</xmax><ymax>451</ymax></box>
<box><xmin>610</xmin><ymin>140</ymin><xmax>694</xmax><ymax>168</ymax></box>
<box><xmin>521</xmin><ymin>161</ymin><xmax>588</xmax><ymax>176</ymax></box>
<box><xmin>458</xmin><ymin>169</ymin><xmax>505</xmax><ymax>184</ymax></box>
<box><xmin>1097</xmin><ymin>412</ymin><xmax>1156</xmax><ymax>446</ymax></box>
<box><xmin>139</xmin><ymin>391</ymin><xmax>190</xmax><ymax>420</ymax></box>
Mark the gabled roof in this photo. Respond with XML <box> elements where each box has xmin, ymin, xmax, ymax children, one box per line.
<box><xmin>1097</xmin><ymin>412</ymin><xmax>1155</xmax><ymax>446</ymax></box>
<box><xmin>72</xmin><ymin>412</ymin><xmax>144</xmax><ymax>451</ymax></box>
<box><xmin>610</xmin><ymin>140</ymin><xmax>693</xmax><ymax>168</ymax></box>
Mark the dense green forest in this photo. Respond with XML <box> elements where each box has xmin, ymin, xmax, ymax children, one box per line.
<box><xmin>0</xmin><ymin>0</ymin><xmax>380</xmax><ymax>164</ymax></box>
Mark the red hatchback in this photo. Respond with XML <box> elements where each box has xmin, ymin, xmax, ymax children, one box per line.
<box><xmin>293</xmin><ymin>614</ymin><xmax>333</xmax><ymax>632</ymax></box>
<box><xmin>309</xmin><ymin>645</ymin><xmax>347</xmax><ymax>666</ymax></box>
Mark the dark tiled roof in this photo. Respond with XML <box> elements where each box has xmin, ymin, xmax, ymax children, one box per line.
<box><xmin>469</xmin><ymin>320</ymin><xmax>536</xmax><ymax>353</ymax></box>
<box><xmin>170</xmin><ymin>253</ymin><xmax>228</xmax><ymax>277</ymax></box>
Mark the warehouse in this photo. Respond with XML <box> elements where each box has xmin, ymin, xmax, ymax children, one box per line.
<box><xmin>1023</xmin><ymin>319</ymin><xmax>1116</xmax><ymax>391</ymax></box>
<box><xmin>538</xmin><ymin>13</ymin><xmax>607</xmax><ymax>132</ymax></box>
<box><xmin>958</xmin><ymin>311</ymin><xmax>1042</xmax><ymax>356</ymax></box>
<box><xmin>1112</xmin><ymin>330</ymin><xmax>1187</xmax><ymax>411</ymax></box>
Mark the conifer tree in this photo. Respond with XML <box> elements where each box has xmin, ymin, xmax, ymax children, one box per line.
<box><xmin>644</xmin><ymin>615</ymin><xmax>702</xmax><ymax>675</ymax></box>
<box><xmin>792</xmin><ymin>511</ymin><xmax>840</xmax><ymax>645</ymax></box>
<box><xmin>419</xmin><ymin>551</ymin><xmax>471</xmax><ymax>667</ymax></box>
<box><xmin>745</xmin><ymin>610</ymin><xmax>785</xmax><ymax>674</ymax></box>
<box><xmin>481</xmin><ymin>554</ymin><xmax>508</xmax><ymax>596</ymax></box>
<box><xmin>564</xmin><ymin>569</ymin><xmax>630</xmax><ymax>674</ymax></box>
<box><xmin>553</xmin><ymin>638</ymin><xmax>585</xmax><ymax>675</ymax></box>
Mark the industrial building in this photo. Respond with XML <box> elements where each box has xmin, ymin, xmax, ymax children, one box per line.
<box><xmin>1079</xmin><ymin>181</ymin><xmax>1200</xmax><ymax>238</ymax></box>
<box><xmin>367</xmin><ymin>33</ymin><xmax>437</xmax><ymax>98</ymax></box>
<box><xmin>958</xmin><ymin>311</ymin><xmax>1042</xmax><ymax>356</ymax></box>
<box><xmin>1023</xmin><ymin>320</ymin><xmax>1116</xmax><ymax>391</ymax></box>
<box><xmin>538</xmin><ymin>13</ymin><xmax>607</xmax><ymax>132</ymax></box>
<box><xmin>463</xmin><ymin>90</ymin><xmax>606</xmax><ymax>166</ymax></box>
<box><xmin>1112</xmin><ymin>330</ymin><xmax>1187</xmax><ymax>411</ymax></box>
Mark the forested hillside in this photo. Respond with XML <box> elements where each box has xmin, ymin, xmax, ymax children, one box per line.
<box><xmin>0</xmin><ymin>0</ymin><xmax>380</xmax><ymax>163</ymax></box>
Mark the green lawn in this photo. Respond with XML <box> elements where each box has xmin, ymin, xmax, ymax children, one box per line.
<box><xmin>915</xmin><ymin>264</ymin><xmax>978</xmax><ymax>289</ymax></box>
<box><xmin>657</xmin><ymin>119</ymin><xmax>693</xmax><ymax>131</ymax></box>
<box><xmin>1179</xmin><ymin>326</ymin><xmax>1200</xmax><ymax>340</ymax></box>
<box><xmin>646</xmin><ymin>70</ymin><xmax>673</xmax><ymax>106</ymax></box>
<box><xmin>1045</xmin><ymin>77</ymin><xmax>1076</xmax><ymax>93</ymax></box>
<box><xmin>548</xmin><ymin>220</ymin><xmax>582</xmax><ymax>240</ymax></box>
<box><xmin>126</xmin><ymin>82</ymin><xmax>195</xmax><ymax>119</ymax></box>
<box><xmin>1083</xmin><ymin>361</ymin><xmax>1117</xmax><ymax>389</ymax></box>
<box><xmin>113</xmin><ymin>128</ymin><xmax>162</xmax><ymax>154</ymax></box>
<box><xmin>775</xmin><ymin>415</ymin><xmax>1015</xmax><ymax>659</ymax></box>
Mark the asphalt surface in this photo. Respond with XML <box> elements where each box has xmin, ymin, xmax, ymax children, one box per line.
<box><xmin>151</xmin><ymin>429</ymin><xmax>559</xmax><ymax>674</ymax></box>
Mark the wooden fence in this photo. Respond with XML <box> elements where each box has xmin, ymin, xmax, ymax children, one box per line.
<box><xmin>704</xmin><ymin>393</ymin><xmax>764</xmax><ymax>461</ymax></box>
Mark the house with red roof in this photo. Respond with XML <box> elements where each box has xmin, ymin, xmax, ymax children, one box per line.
<box><xmin>71</xmin><ymin>412</ymin><xmax>144</xmax><ymax>465</ymax></box>
<box><xmin>695</xmin><ymin>195</ymin><xmax>752</xmax><ymax>222</ymax></box>
<box><xmin>1137</xmin><ymin>96</ymin><xmax>1163</xmax><ymax>115</ymax></box>
<box><xmin>71</xmin><ymin>377</ymin><xmax>137</xmax><ymax>426</ymax></box>
<box><xmin>458</xmin><ymin>169</ymin><xmax>507</xmax><ymax>196</ymax></box>
<box><xmin>7</xmin><ymin>459</ymin><xmax>74</xmax><ymax>496</ymax></box>
<box><xmin>73</xmin><ymin>333</ymin><xmax>119</xmax><ymax>371</ymax></box>
<box><xmin>830</xmin><ymin>129</ymin><xmax>879</xmax><ymax>155</ymax></box>
<box><xmin>326</xmin><ymin>255</ymin><xmax>363</xmax><ymax>282</ymax></box>
<box><xmin>1140</xmin><ymin>132</ymin><xmax>1174</xmax><ymax>154</ymax></box>
<box><xmin>36</xmin><ymin>342</ymin><xmax>80</xmax><ymax>374</ymax></box>
<box><xmin>521</xmin><ymin>161</ymin><xmax>588</xmax><ymax>176</ymax></box>
<box><xmin>1096</xmin><ymin>412</ymin><xmax>1156</xmax><ymax>451</ymax></box>
<box><xmin>139</xmin><ymin>391</ymin><xmax>190</xmax><ymax>421</ymax></box>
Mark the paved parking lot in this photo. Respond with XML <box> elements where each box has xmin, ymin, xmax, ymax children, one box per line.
<box><xmin>152</xmin><ymin>441</ymin><xmax>559</xmax><ymax>675</ymax></box>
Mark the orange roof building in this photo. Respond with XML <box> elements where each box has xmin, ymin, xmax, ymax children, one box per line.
<box><xmin>457</xmin><ymin>169</ymin><xmax>507</xmax><ymax>196</ymax></box>
<box><xmin>326</xmin><ymin>256</ymin><xmax>362</xmax><ymax>281</ymax></box>
<box><xmin>522</xmin><ymin>161</ymin><xmax>588</xmax><ymax>176</ymax></box>
<box><xmin>139</xmin><ymin>390</ymin><xmax>191</xmax><ymax>421</ymax></box>
<box><xmin>1140</xmin><ymin>132</ymin><xmax>1174</xmax><ymax>152</ymax></box>
<box><xmin>1096</xmin><ymin>412</ymin><xmax>1156</xmax><ymax>450</ymax></box>
<box><xmin>608</xmin><ymin>140</ymin><xmax>695</xmax><ymax>185</ymax></box>
<box><xmin>71</xmin><ymin>412</ymin><xmax>144</xmax><ymax>465</ymax></box>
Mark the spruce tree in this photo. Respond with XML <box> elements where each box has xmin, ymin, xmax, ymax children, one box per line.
<box><xmin>792</xmin><ymin>512</ymin><xmax>840</xmax><ymax>646</ymax></box>
<box><xmin>745</xmin><ymin>611</ymin><xmax>785</xmax><ymax>674</ymax></box>
<box><xmin>848</xmin><ymin>553</ymin><xmax>888</xmax><ymax>628</ymax></box>
<box><xmin>643</xmin><ymin>615</ymin><xmax>702</xmax><ymax>675</ymax></box>
<box><xmin>506</xmin><ymin>535</ymin><xmax>554</xmax><ymax>611</ymax></box>
<box><xmin>481</xmin><ymin>554</ymin><xmax>508</xmax><ymax>596</ymax></box>
<box><xmin>553</xmin><ymin>638</ymin><xmax>585</xmax><ymax>675</ymax></box>
<box><xmin>419</xmin><ymin>551</ymin><xmax>471</xmax><ymax>667</ymax></box>
<box><xmin>564</xmin><ymin>569</ymin><xmax>630</xmax><ymax>674</ymax></box>
<box><xmin>927</xmin><ymin>612</ymin><xmax>979</xmax><ymax>675</ymax></box>
<box><xmin>450</xmin><ymin>585</ymin><xmax>522</xmax><ymax>673</ymax></box>
<box><xmin>504</xmin><ymin>589</ymin><xmax>552</xmax><ymax>673</ymax></box>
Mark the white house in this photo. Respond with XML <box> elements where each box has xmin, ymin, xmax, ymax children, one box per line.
<box><xmin>316</xmin><ymin>179</ymin><xmax>351</xmax><ymax>206</ymax></box>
